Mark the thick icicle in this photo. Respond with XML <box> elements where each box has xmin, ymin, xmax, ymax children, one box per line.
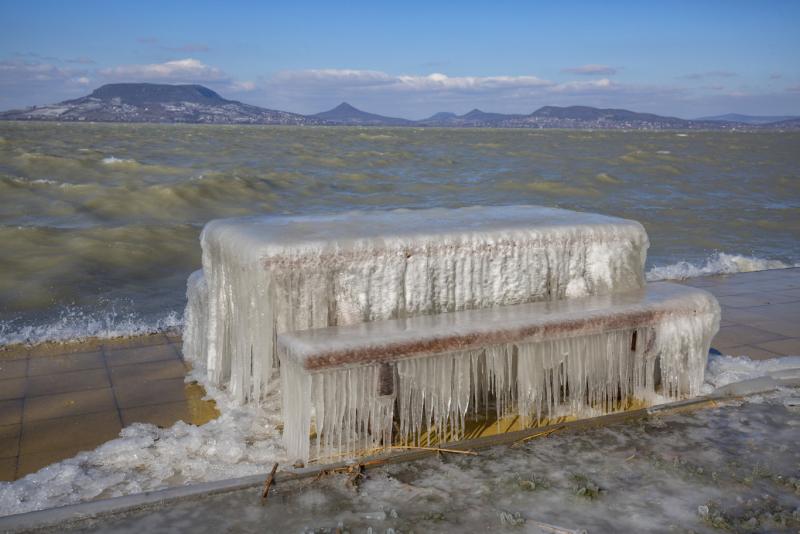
<box><xmin>183</xmin><ymin>270</ymin><xmax>207</xmax><ymax>365</ymax></box>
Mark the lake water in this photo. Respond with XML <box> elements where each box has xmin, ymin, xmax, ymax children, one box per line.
<box><xmin>1</xmin><ymin>123</ymin><xmax>798</xmax><ymax>344</ymax></box>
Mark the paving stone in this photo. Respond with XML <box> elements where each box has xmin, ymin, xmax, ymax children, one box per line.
<box><xmin>0</xmin><ymin>457</ymin><xmax>16</xmax><ymax>481</ymax></box>
<box><xmin>754</xmin><ymin>338</ymin><xmax>800</xmax><ymax>357</ymax></box>
<box><xmin>24</xmin><ymin>388</ymin><xmax>117</xmax><ymax>422</ymax></box>
<box><xmin>20</xmin><ymin>411</ymin><xmax>121</xmax><ymax>455</ymax></box>
<box><xmin>27</xmin><ymin>351</ymin><xmax>105</xmax><ymax>376</ymax></box>
<box><xmin>0</xmin><ymin>378</ymin><xmax>26</xmax><ymax>401</ymax></box>
<box><xmin>102</xmin><ymin>334</ymin><xmax>170</xmax><ymax>351</ymax></box>
<box><xmin>105</xmin><ymin>343</ymin><xmax>179</xmax><ymax>367</ymax></box>
<box><xmin>121</xmin><ymin>401</ymin><xmax>192</xmax><ymax>428</ymax></box>
<box><xmin>0</xmin><ymin>399</ymin><xmax>23</xmax><ymax>427</ymax></box>
<box><xmin>26</xmin><ymin>368</ymin><xmax>110</xmax><ymax>397</ymax></box>
<box><xmin>109</xmin><ymin>359</ymin><xmax>187</xmax><ymax>386</ymax></box>
<box><xmin>0</xmin><ymin>359</ymin><xmax>27</xmax><ymax>380</ymax></box>
<box><xmin>114</xmin><ymin>377</ymin><xmax>187</xmax><ymax>409</ymax></box>
<box><xmin>0</xmin><ymin>423</ymin><xmax>20</xmax><ymax>459</ymax></box>
<box><xmin>711</xmin><ymin>325</ymin><xmax>785</xmax><ymax>350</ymax></box>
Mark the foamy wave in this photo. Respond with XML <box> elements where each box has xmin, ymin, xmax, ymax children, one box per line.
<box><xmin>0</xmin><ymin>308</ymin><xmax>182</xmax><ymax>347</ymax></box>
<box><xmin>646</xmin><ymin>253</ymin><xmax>796</xmax><ymax>281</ymax></box>
<box><xmin>101</xmin><ymin>156</ymin><xmax>137</xmax><ymax>165</ymax></box>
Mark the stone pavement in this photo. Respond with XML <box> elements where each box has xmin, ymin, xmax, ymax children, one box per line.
<box><xmin>0</xmin><ymin>268</ymin><xmax>798</xmax><ymax>482</ymax></box>
<box><xmin>680</xmin><ymin>267</ymin><xmax>800</xmax><ymax>358</ymax></box>
<box><xmin>0</xmin><ymin>333</ymin><xmax>218</xmax><ymax>481</ymax></box>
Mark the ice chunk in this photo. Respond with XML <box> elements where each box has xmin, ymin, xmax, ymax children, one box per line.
<box><xmin>190</xmin><ymin>206</ymin><xmax>649</xmax><ymax>403</ymax></box>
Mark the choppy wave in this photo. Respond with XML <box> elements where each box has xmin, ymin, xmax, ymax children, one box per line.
<box><xmin>646</xmin><ymin>252</ymin><xmax>797</xmax><ymax>281</ymax></box>
<box><xmin>0</xmin><ymin>307</ymin><xmax>182</xmax><ymax>347</ymax></box>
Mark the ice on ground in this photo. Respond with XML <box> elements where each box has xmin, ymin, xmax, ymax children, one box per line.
<box><xmin>703</xmin><ymin>352</ymin><xmax>800</xmax><ymax>393</ymax></box>
<box><xmin>59</xmin><ymin>389</ymin><xmax>800</xmax><ymax>534</ymax></box>
<box><xmin>1</xmin><ymin>350</ymin><xmax>795</xmax><ymax>519</ymax></box>
<box><xmin>190</xmin><ymin>205</ymin><xmax>650</xmax><ymax>404</ymax></box>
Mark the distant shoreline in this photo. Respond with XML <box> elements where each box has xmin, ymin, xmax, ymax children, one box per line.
<box><xmin>2</xmin><ymin>119</ymin><xmax>798</xmax><ymax>133</ymax></box>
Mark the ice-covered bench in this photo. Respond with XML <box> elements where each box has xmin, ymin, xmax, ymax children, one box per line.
<box><xmin>278</xmin><ymin>282</ymin><xmax>719</xmax><ymax>461</ymax></box>
<box><xmin>184</xmin><ymin>206</ymin><xmax>650</xmax><ymax>403</ymax></box>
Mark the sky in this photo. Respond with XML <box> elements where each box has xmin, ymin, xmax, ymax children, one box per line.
<box><xmin>1</xmin><ymin>0</ymin><xmax>799</xmax><ymax>119</ymax></box>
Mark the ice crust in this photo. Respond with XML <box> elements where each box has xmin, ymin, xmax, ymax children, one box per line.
<box><xmin>280</xmin><ymin>283</ymin><xmax>720</xmax><ymax>461</ymax></box>
<box><xmin>186</xmin><ymin>205</ymin><xmax>649</xmax><ymax>403</ymax></box>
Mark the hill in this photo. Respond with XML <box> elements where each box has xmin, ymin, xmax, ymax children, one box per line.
<box><xmin>697</xmin><ymin>113</ymin><xmax>800</xmax><ymax>125</ymax></box>
<box><xmin>311</xmin><ymin>102</ymin><xmax>412</xmax><ymax>126</ymax></box>
<box><xmin>0</xmin><ymin>83</ymin><xmax>318</xmax><ymax>125</ymax></box>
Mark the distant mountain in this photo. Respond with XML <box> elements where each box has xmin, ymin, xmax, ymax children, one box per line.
<box><xmin>0</xmin><ymin>83</ymin><xmax>320</xmax><ymax>125</ymax></box>
<box><xmin>697</xmin><ymin>113</ymin><xmax>800</xmax><ymax>125</ymax></box>
<box><xmin>418</xmin><ymin>105</ymin><xmax>701</xmax><ymax>129</ymax></box>
<box><xmin>417</xmin><ymin>108</ymin><xmax>524</xmax><ymax>126</ymax></box>
<box><xmin>2</xmin><ymin>83</ymin><xmax>798</xmax><ymax>130</ymax></box>
<box><xmin>311</xmin><ymin>102</ymin><xmax>413</xmax><ymax>126</ymax></box>
<box><xmin>421</xmin><ymin>111</ymin><xmax>457</xmax><ymax>122</ymax></box>
<box><xmin>511</xmin><ymin>105</ymin><xmax>696</xmax><ymax>129</ymax></box>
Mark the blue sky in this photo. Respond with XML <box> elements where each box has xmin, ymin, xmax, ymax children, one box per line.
<box><xmin>1</xmin><ymin>0</ymin><xmax>799</xmax><ymax>118</ymax></box>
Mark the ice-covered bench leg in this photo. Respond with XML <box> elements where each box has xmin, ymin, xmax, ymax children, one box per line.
<box><xmin>183</xmin><ymin>270</ymin><xmax>208</xmax><ymax>366</ymax></box>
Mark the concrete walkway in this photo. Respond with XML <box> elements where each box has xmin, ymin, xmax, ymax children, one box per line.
<box><xmin>0</xmin><ymin>268</ymin><xmax>798</xmax><ymax>482</ymax></box>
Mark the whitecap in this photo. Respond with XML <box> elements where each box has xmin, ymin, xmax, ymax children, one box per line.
<box><xmin>646</xmin><ymin>252</ymin><xmax>796</xmax><ymax>281</ymax></box>
<box><xmin>101</xmin><ymin>156</ymin><xmax>137</xmax><ymax>165</ymax></box>
<box><xmin>0</xmin><ymin>308</ymin><xmax>182</xmax><ymax>347</ymax></box>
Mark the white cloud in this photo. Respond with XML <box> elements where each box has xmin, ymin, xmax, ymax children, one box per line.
<box><xmin>228</xmin><ymin>80</ymin><xmax>256</xmax><ymax>92</ymax></box>
<box><xmin>269</xmin><ymin>69</ymin><xmax>553</xmax><ymax>94</ymax></box>
<box><xmin>272</xmin><ymin>69</ymin><xmax>396</xmax><ymax>87</ymax></box>
<box><xmin>549</xmin><ymin>78</ymin><xmax>615</xmax><ymax>94</ymax></box>
<box><xmin>99</xmin><ymin>58</ymin><xmax>226</xmax><ymax>82</ymax></box>
<box><xmin>561</xmin><ymin>64</ymin><xmax>617</xmax><ymax>76</ymax></box>
<box><xmin>396</xmin><ymin>72</ymin><xmax>551</xmax><ymax>91</ymax></box>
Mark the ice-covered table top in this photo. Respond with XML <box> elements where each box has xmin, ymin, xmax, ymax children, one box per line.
<box><xmin>201</xmin><ymin>205</ymin><xmax>647</xmax><ymax>259</ymax></box>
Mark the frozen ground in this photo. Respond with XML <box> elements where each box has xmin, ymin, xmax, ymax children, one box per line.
<box><xmin>69</xmin><ymin>386</ymin><xmax>800</xmax><ymax>533</ymax></box>
<box><xmin>1</xmin><ymin>353</ymin><xmax>798</xmax><ymax>522</ymax></box>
